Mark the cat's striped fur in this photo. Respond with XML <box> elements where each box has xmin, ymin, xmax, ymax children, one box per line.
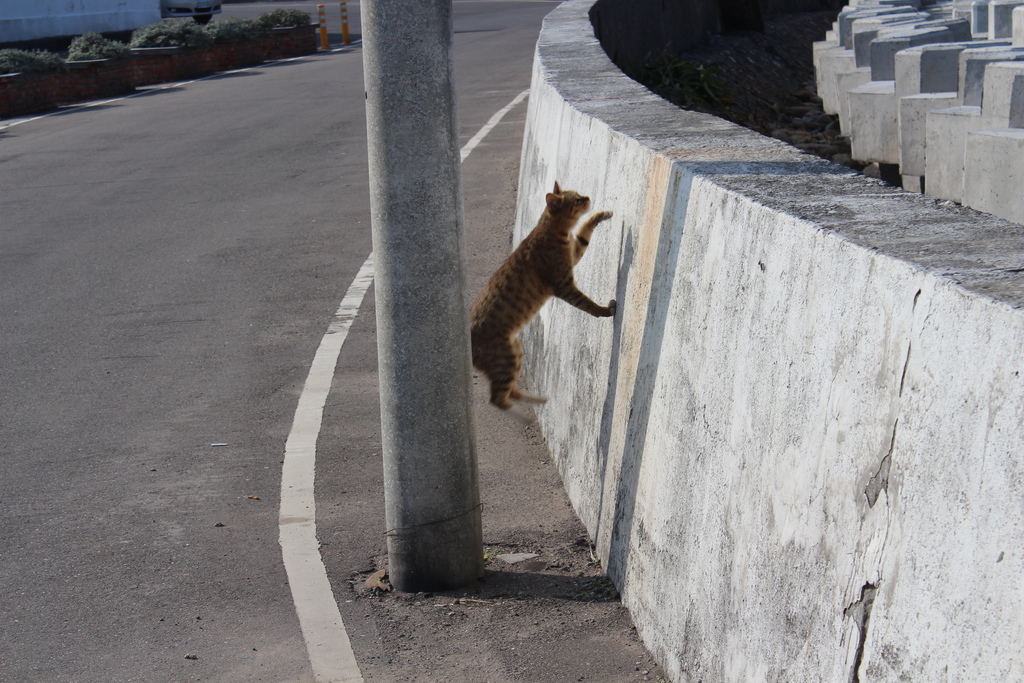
<box><xmin>470</xmin><ymin>182</ymin><xmax>616</xmax><ymax>409</ymax></box>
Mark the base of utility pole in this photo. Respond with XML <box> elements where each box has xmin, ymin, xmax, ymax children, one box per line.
<box><xmin>385</xmin><ymin>504</ymin><xmax>483</xmax><ymax>593</ymax></box>
<box><xmin>362</xmin><ymin>0</ymin><xmax>483</xmax><ymax>593</ymax></box>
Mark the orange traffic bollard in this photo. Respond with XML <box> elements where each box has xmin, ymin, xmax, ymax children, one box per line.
<box><xmin>340</xmin><ymin>2</ymin><xmax>350</xmax><ymax>46</ymax></box>
<box><xmin>317</xmin><ymin>4</ymin><xmax>328</xmax><ymax>49</ymax></box>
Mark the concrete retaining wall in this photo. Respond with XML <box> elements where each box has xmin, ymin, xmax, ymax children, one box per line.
<box><xmin>516</xmin><ymin>2</ymin><xmax>1024</xmax><ymax>681</ymax></box>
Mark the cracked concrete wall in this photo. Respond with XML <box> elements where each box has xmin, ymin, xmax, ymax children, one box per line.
<box><xmin>515</xmin><ymin>2</ymin><xmax>1024</xmax><ymax>681</ymax></box>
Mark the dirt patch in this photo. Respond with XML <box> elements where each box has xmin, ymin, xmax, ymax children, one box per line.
<box><xmin>634</xmin><ymin>10</ymin><xmax>871</xmax><ymax>172</ymax></box>
<box><xmin>345</xmin><ymin>515</ymin><xmax>664</xmax><ymax>682</ymax></box>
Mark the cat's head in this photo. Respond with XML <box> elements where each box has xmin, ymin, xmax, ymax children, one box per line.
<box><xmin>545</xmin><ymin>181</ymin><xmax>590</xmax><ymax>219</ymax></box>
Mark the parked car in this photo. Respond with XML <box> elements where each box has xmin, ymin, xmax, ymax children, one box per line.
<box><xmin>160</xmin><ymin>0</ymin><xmax>222</xmax><ymax>24</ymax></box>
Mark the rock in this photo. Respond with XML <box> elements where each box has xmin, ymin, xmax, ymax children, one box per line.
<box><xmin>796</xmin><ymin>142</ymin><xmax>839</xmax><ymax>157</ymax></box>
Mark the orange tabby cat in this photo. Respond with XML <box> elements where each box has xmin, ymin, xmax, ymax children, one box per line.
<box><xmin>470</xmin><ymin>181</ymin><xmax>616</xmax><ymax>409</ymax></box>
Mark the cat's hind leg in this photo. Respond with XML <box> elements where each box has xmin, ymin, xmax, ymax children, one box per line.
<box><xmin>477</xmin><ymin>336</ymin><xmax>519</xmax><ymax>410</ymax></box>
<box><xmin>507</xmin><ymin>337</ymin><xmax>547</xmax><ymax>405</ymax></box>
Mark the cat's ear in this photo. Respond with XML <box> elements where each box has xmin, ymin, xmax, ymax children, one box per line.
<box><xmin>552</xmin><ymin>181</ymin><xmax>561</xmax><ymax>194</ymax></box>
<box><xmin>546</xmin><ymin>191</ymin><xmax>564</xmax><ymax>210</ymax></box>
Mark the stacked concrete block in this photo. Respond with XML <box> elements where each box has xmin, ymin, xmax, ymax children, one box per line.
<box><xmin>847</xmin><ymin>17</ymin><xmax>970</xmax><ymax>162</ymax></box>
<box><xmin>815</xmin><ymin>6</ymin><xmax>929</xmax><ymax>117</ymax></box>
<box><xmin>974</xmin><ymin>0</ymin><xmax>992</xmax><ymax>36</ymax></box>
<box><xmin>815</xmin><ymin>0</ymin><xmax>1024</xmax><ymax>224</ymax></box>
<box><xmin>925</xmin><ymin>47</ymin><xmax>1024</xmax><ymax>201</ymax></box>
<box><xmin>898</xmin><ymin>41</ymin><xmax>1008</xmax><ymax>189</ymax></box>
<box><xmin>960</xmin><ymin>46</ymin><xmax>1024</xmax><ymax>103</ymax></box>
<box><xmin>815</xmin><ymin>47</ymin><xmax>859</xmax><ymax>114</ymax></box>
<box><xmin>850</xmin><ymin>80</ymin><xmax>902</xmax><ymax>161</ymax></box>
<box><xmin>839</xmin><ymin>11</ymin><xmax>936</xmax><ymax>131</ymax></box>
<box><xmin>896</xmin><ymin>42</ymin><xmax>980</xmax><ymax>187</ymax></box>
<box><xmin>851</xmin><ymin>14</ymin><xmax>932</xmax><ymax>67</ymax></box>
<box><xmin>963</xmin><ymin>62</ymin><xmax>1024</xmax><ymax>221</ymax></box>
<box><xmin>977</xmin><ymin>59</ymin><xmax>1024</xmax><ymax>125</ymax></box>
<box><xmin>989</xmin><ymin>0</ymin><xmax>1024</xmax><ymax>37</ymax></box>
<box><xmin>949</xmin><ymin>0</ymin><xmax>974</xmax><ymax>24</ymax></box>
<box><xmin>924</xmin><ymin>104</ymin><xmax>987</xmax><ymax>197</ymax></box>
<box><xmin>870</xmin><ymin>22</ymin><xmax>972</xmax><ymax>79</ymax></box>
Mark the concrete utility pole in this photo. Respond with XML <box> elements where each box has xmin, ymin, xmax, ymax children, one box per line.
<box><xmin>361</xmin><ymin>0</ymin><xmax>483</xmax><ymax>592</ymax></box>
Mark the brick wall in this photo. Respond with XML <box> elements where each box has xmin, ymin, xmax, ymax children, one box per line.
<box><xmin>0</xmin><ymin>25</ymin><xmax>317</xmax><ymax>119</ymax></box>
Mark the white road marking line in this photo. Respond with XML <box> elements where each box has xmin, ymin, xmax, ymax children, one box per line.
<box><xmin>280</xmin><ymin>255</ymin><xmax>373</xmax><ymax>683</ymax></box>
<box><xmin>461</xmin><ymin>89</ymin><xmax>529</xmax><ymax>162</ymax></box>
<box><xmin>279</xmin><ymin>88</ymin><xmax>529</xmax><ymax>682</ymax></box>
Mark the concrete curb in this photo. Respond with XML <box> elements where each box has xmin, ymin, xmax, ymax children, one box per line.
<box><xmin>515</xmin><ymin>1</ymin><xmax>1024</xmax><ymax>680</ymax></box>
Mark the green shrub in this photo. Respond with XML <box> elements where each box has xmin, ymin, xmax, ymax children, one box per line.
<box><xmin>255</xmin><ymin>8</ymin><xmax>312</xmax><ymax>30</ymax></box>
<box><xmin>67</xmin><ymin>33</ymin><xmax>129</xmax><ymax>61</ymax></box>
<box><xmin>0</xmin><ymin>48</ymin><xmax>63</xmax><ymax>75</ymax></box>
<box><xmin>203</xmin><ymin>17</ymin><xmax>267</xmax><ymax>44</ymax></box>
<box><xmin>129</xmin><ymin>20</ymin><xmax>214</xmax><ymax>49</ymax></box>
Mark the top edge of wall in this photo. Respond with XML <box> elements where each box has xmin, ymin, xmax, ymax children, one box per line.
<box><xmin>537</xmin><ymin>0</ymin><xmax>1024</xmax><ymax>309</ymax></box>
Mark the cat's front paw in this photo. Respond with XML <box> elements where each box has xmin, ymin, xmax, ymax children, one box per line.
<box><xmin>594</xmin><ymin>210</ymin><xmax>614</xmax><ymax>223</ymax></box>
<box><xmin>606</xmin><ymin>299</ymin><xmax>617</xmax><ymax>316</ymax></box>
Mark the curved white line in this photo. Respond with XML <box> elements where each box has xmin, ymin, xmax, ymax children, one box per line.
<box><xmin>461</xmin><ymin>89</ymin><xmax>529</xmax><ymax>161</ymax></box>
<box><xmin>280</xmin><ymin>89</ymin><xmax>529</xmax><ymax>682</ymax></box>
<box><xmin>280</xmin><ymin>255</ymin><xmax>374</xmax><ymax>683</ymax></box>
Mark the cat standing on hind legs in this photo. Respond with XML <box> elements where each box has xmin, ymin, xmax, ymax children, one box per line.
<box><xmin>470</xmin><ymin>181</ymin><xmax>617</xmax><ymax>410</ymax></box>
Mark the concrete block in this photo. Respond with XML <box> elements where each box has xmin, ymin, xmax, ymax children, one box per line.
<box><xmin>960</xmin><ymin>46</ymin><xmax>1024</xmax><ymax>105</ymax></box>
<box><xmin>925</xmin><ymin>0</ymin><xmax>956</xmax><ymax>20</ymax></box>
<box><xmin>894</xmin><ymin>41</ymin><xmax>1010</xmax><ymax>98</ymax></box>
<box><xmin>963</xmin><ymin>128</ymin><xmax>1024</xmax><ymax>222</ymax></box>
<box><xmin>838</xmin><ymin>66</ymin><xmax>875</xmax><ymax>133</ymax></box>
<box><xmin>814</xmin><ymin>36</ymin><xmax>842</xmax><ymax>80</ymax></box>
<box><xmin>925</xmin><ymin>104</ymin><xmax>984</xmax><ymax>199</ymax></box>
<box><xmin>849</xmin><ymin>80</ymin><xmax>900</xmax><ymax>163</ymax></box>
<box><xmin>894</xmin><ymin>41</ymin><xmax>979</xmax><ymax>97</ymax></box>
<box><xmin>1014</xmin><ymin>5</ymin><xmax>1024</xmax><ymax>45</ymax></box>
<box><xmin>989</xmin><ymin>0</ymin><xmax>1024</xmax><ymax>38</ymax></box>
<box><xmin>817</xmin><ymin>47</ymin><xmax>859</xmax><ymax>115</ymax></box>
<box><xmin>901</xmin><ymin>173</ymin><xmax>925</xmax><ymax>190</ymax></box>
<box><xmin>851</xmin><ymin>13</ymin><xmax>931</xmax><ymax>66</ymax></box>
<box><xmin>869</xmin><ymin>22</ymin><xmax>971</xmax><ymax>80</ymax></box>
<box><xmin>979</xmin><ymin>60</ymin><xmax>1024</xmax><ymax>126</ymax></box>
<box><xmin>973</xmin><ymin>0</ymin><xmax>991</xmax><ymax>35</ymax></box>
<box><xmin>838</xmin><ymin>6</ymin><xmax>925</xmax><ymax>47</ymax></box>
<box><xmin>952</xmin><ymin>0</ymin><xmax>976</xmax><ymax>23</ymax></box>
<box><xmin>900</xmin><ymin>91</ymin><xmax>960</xmax><ymax>174</ymax></box>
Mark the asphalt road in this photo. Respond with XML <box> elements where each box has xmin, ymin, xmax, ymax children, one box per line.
<box><xmin>0</xmin><ymin>2</ymin><xmax>555</xmax><ymax>680</ymax></box>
